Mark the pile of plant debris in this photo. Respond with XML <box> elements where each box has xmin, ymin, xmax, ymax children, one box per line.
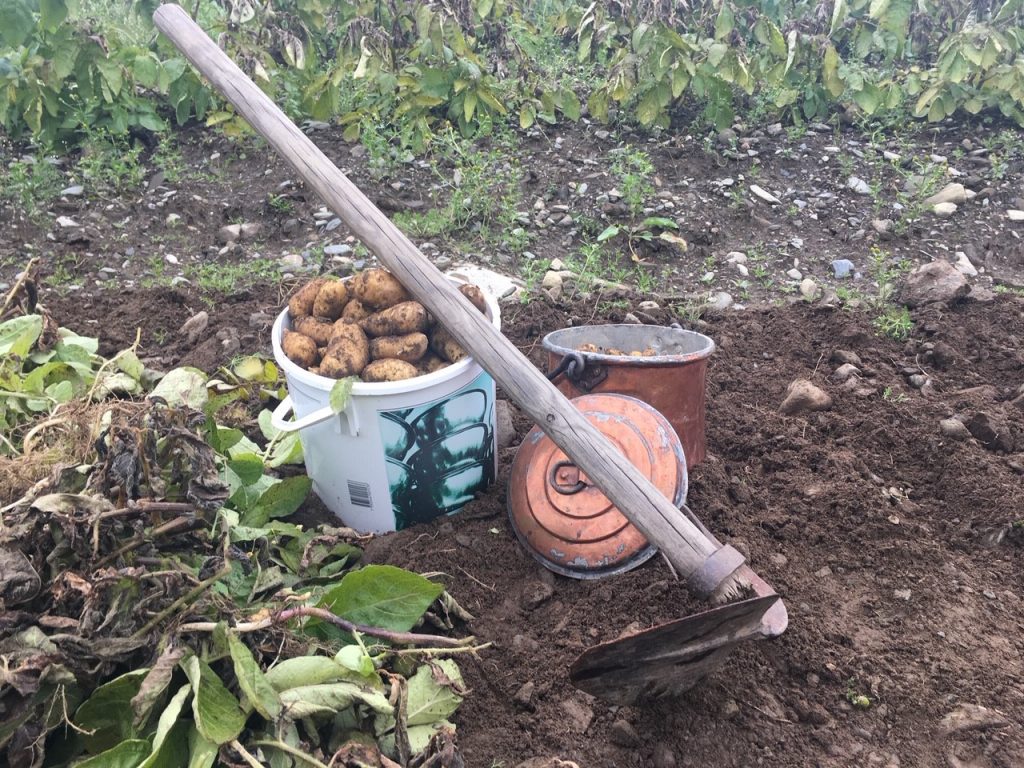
<box><xmin>0</xmin><ymin>280</ymin><xmax>480</xmax><ymax>768</ymax></box>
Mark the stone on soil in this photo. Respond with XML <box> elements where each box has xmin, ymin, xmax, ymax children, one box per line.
<box><xmin>831</xmin><ymin>363</ymin><xmax>861</xmax><ymax>383</ymax></box>
<box><xmin>653</xmin><ymin>743</ymin><xmax>677</xmax><ymax>768</ymax></box>
<box><xmin>800</xmin><ymin>278</ymin><xmax>819</xmax><ymax>300</ymax></box>
<box><xmin>541</xmin><ymin>270</ymin><xmax>563</xmax><ymax>300</ymax></box>
<box><xmin>61</xmin><ymin>185</ymin><xmax>84</xmax><ymax>197</ymax></box>
<box><xmin>496</xmin><ymin>399</ymin><xmax>516</xmax><ymax>449</ymax></box>
<box><xmin>609</xmin><ymin>719</ymin><xmax>640</xmax><ymax>748</ymax></box>
<box><xmin>780</xmin><ymin>379</ymin><xmax>833</xmax><ymax>415</ymax></box>
<box><xmin>560</xmin><ymin>697</ymin><xmax>595</xmax><ymax>733</ymax></box>
<box><xmin>954</xmin><ymin>251</ymin><xmax>978</xmax><ymax>276</ymax></box>
<box><xmin>932</xmin><ymin>202</ymin><xmax>957</xmax><ymax>217</ymax></box>
<box><xmin>831</xmin><ymin>350</ymin><xmax>863</xmax><ymax>366</ymax></box>
<box><xmin>938</xmin><ymin>704</ymin><xmax>1010</xmax><ymax>737</ymax></box>
<box><xmin>750</xmin><ymin>184</ymin><xmax>781</xmax><ymax>205</ymax></box>
<box><xmin>705</xmin><ymin>291</ymin><xmax>734</xmax><ymax>312</ymax></box>
<box><xmin>1007</xmin><ymin>209</ymin><xmax>1024</xmax><ymax>221</ymax></box>
<box><xmin>940</xmin><ymin>418</ymin><xmax>969</xmax><ymax>440</ymax></box>
<box><xmin>513</xmin><ymin>681</ymin><xmax>535</xmax><ymax>709</ymax></box>
<box><xmin>924</xmin><ymin>183</ymin><xmax>967</xmax><ymax>206</ymax></box>
<box><xmin>832</xmin><ymin>258</ymin><xmax>855</xmax><ymax>278</ymax></box>
<box><xmin>847</xmin><ymin>176</ymin><xmax>871</xmax><ymax>195</ymax></box>
<box><xmin>901</xmin><ymin>260</ymin><xmax>970</xmax><ymax>307</ymax></box>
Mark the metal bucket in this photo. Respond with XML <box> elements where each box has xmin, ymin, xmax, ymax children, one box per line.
<box><xmin>542</xmin><ymin>324</ymin><xmax>715</xmax><ymax>467</ymax></box>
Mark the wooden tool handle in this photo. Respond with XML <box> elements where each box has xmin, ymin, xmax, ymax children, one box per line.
<box><xmin>154</xmin><ymin>4</ymin><xmax>744</xmax><ymax>598</ymax></box>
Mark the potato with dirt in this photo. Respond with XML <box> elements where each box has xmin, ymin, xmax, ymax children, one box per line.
<box><xmin>417</xmin><ymin>353</ymin><xmax>449</xmax><ymax>375</ymax></box>
<box><xmin>340</xmin><ymin>297</ymin><xmax>373</xmax><ymax>324</ymax></box>
<box><xmin>459</xmin><ymin>283</ymin><xmax>488</xmax><ymax>314</ymax></box>
<box><xmin>430</xmin><ymin>325</ymin><xmax>466</xmax><ymax>363</ymax></box>
<box><xmin>369</xmin><ymin>332</ymin><xmax>428</xmax><ymax>363</ymax></box>
<box><xmin>312</xmin><ymin>280</ymin><xmax>349</xmax><ymax>320</ymax></box>
<box><xmin>351</xmin><ymin>268</ymin><xmax>411</xmax><ymax>309</ymax></box>
<box><xmin>287</xmin><ymin>278</ymin><xmax>327</xmax><ymax>318</ymax></box>
<box><xmin>282</xmin><ymin>329</ymin><xmax>319</xmax><ymax>369</ymax></box>
<box><xmin>292</xmin><ymin>316</ymin><xmax>335</xmax><ymax>346</ymax></box>
<box><xmin>321</xmin><ymin>322</ymin><xmax>370</xmax><ymax>377</ymax></box>
<box><xmin>361</xmin><ymin>359</ymin><xmax>419</xmax><ymax>382</ymax></box>
<box><xmin>360</xmin><ymin>301</ymin><xmax>429</xmax><ymax>337</ymax></box>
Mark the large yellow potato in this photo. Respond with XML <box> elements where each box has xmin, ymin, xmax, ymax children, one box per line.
<box><xmin>282</xmin><ymin>329</ymin><xmax>318</xmax><ymax>369</ymax></box>
<box><xmin>350</xmin><ymin>268</ymin><xmax>411</xmax><ymax>309</ymax></box>
<box><xmin>287</xmin><ymin>278</ymin><xmax>327</xmax><ymax>318</ymax></box>
<box><xmin>340</xmin><ymin>298</ymin><xmax>372</xmax><ymax>323</ymax></box>
<box><xmin>369</xmin><ymin>332</ymin><xmax>428</xmax><ymax>363</ymax></box>
<box><xmin>459</xmin><ymin>283</ymin><xmax>487</xmax><ymax>314</ymax></box>
<box><xmin>361</xmin><ymin>359</ymin><xmax>418</xmax><ymax>382</ymax></box>
<box><xmin>324</xmin><ymin>322</ymin><xmax>370</xmax><ymax>377</ymax></box>
<box><xmin>417</xmin><ymin>353</ymin><xmax>450</xmax><ymax>375</ymax></box>
<box><xmin>293</xmin><ymin>316</ymin><xmax>334</xmax><ymax>346</ymax></box>
<box><xmin>360</xmin><ymin>301</ymin><xmax>429</xmax><ymax>337</ymax></box>
<box><xmin>313</xmin><ymin>280</ymin><xmax>349</xmax><ymax>320</ymax></box>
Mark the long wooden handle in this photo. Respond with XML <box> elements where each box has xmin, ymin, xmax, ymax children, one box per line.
<box><xmin>154</xmin><ymin>4</ymin><xmax>745</xmax><ymax>598</ymax></box>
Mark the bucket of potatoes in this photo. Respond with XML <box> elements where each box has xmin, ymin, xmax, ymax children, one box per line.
<box><xmin>270</xmin><ymin>267</ymin><xmax>500</xmax><ymax>532</ymax></box>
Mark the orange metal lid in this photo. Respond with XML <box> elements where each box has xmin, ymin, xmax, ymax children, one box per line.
<box><xmin>508</xmin><ymin>393</ymin><xmax>688</xmax><ymax>579</ymax></box>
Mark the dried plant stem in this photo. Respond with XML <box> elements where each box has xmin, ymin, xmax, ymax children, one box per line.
<box><xmin>179</xmin><ymin>605</ymin><xmax>477</xmax><ymax>648</ymax></box>
<box><xmin>132</xmin><ymin>561</ymin><xmax>232</xmax><ymax>639</ymax></box>
<box><xmin>252</xmin><ymin>740</ymin><xmax>329</xmax><ymax>768</ymax></box>
<box><xmin>231</xmin><ymin>740</ymin><xmax>265</xmax><ymax>768</ymax></box>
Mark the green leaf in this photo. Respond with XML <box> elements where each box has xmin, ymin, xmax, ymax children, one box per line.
<box><xmin>266</xmin><ymin>656</ymin><xmax>352</xmax><ymax>691</ymax></box>
<box><xmin>335</xmin><ymin>645</ymin><xmax>375</xmax><ymax>677</ymax></box>
<box><xmin>406</xmin><ymin>660</ymin><xmax>464</xmax><ymax>726</ymax></box>
<box><xmin>229</xmin><ymin>633</ymin><xmax>282</xmax><ymax>720</ymax></box>
<box><xmin>226</xmin><ymin>454</ymin><xmax>265</xmax><ymax>486</ymax></box>
<box><xmin>181</xmin><ymin>656</ymin><xmax>246</xmax><ymax>746</ymax></box>
<box><xmin>75</xmin><ymin>669</ymin><xmax>149</xmax><ymax>753</ymax></box>
<box><xmin>830</xmin><ymin>0</ymin><xmax>847</xmax><ymax>35</ymax></box>
<box><xmin>319</xmin><ymin>565</ymin><xmax>443</xmax><ymax>632</ymax></box>
<box><xmin>278</xmin><ymin>682</ymin><xmax>392</xmax><ymax>719</ymax></box>
<box><xmin>150</xmin><ymin>367</ymin><xmax>208</xmax><ymax>409</ymax></box>
<box><xmin>0</xmin><ymin>315</ymin><xmax>43</xmax><ymax>356</ymax></box>
<box><xmin>138</xmin><ymin>683</ymin><xmax>191</xmax><ymax>768</ymax></box>
<box><xmin>560</xmin><ymin>87</ymin><xmax>581</xmax><ymax>121</ymax></box>
<box><xmin>636</xmin><ymin>89</ymin><xmax>660</xmax><ymax>126</ymax></box>
<box><xmin>640</xmin><ymin>216</ymin><xmax>677</xmax><ymax>231</ymax></box>
<box><xmin>39</xmin><ymin>0</ymin><xmax>70</xmax><ymax>30</ymax></box>
<box><xmin>0</xmin><ymin>0</ymin><xmax>35</xmax><ymax>47</ymax></box>
<box><xmin>187</xmin><ymin>725</ymin><xmax>219</xmax><ymax>768</ymax></box>
<box><xmin>853</xmin><ymin>83</ymin><xmax>882</xmax><ymax>114</ymax></box>
<box><xmin>251</xmin><ymin>476</ymin><xmax>311</xmax><ymax>522</ymax></box>
<box><xmin>596</xmin><ymin>225</ymin><xmax>621</xmax><ymax>242</ymax></box>
<box><xmin>519</xmin><ymin>102</ymin><xmax>536</xmax><ymax>129</ymax></box>
<box><xmin>714</xmin><ymin>2</ymin><xmax>734</xmax><ymax>40</ymax></box>
<box><xmin>329</xmin><ymin>376</ymin><xmax>356</xmax><ymax>414</ymax></box>
<box><xmin>75</xmin><ymin>740</ymin><xmax>151</xmax><ymax>768</ymax></box>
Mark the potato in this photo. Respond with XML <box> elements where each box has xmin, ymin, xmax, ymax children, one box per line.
<box><xmin>320</xmin><ymin>353</ymin><xmax>364</xmax><ymax>379</ymax></box>
<box><xmin>313</xmin><ymin>280</ymin><xmax>349</xmax><ymax>320</ymax></box>
<box><xmin>430</xmin><ymin>325</ymin><xmax>466</xmax><ymax>363</ymax></box>
<box><xmin>417</xmin><ymin>353</ymin><xmax>450</xmax><ymax>375</ymax></box>
<box><xmin>324</xmin><ymin>322</ymin><xmax>370</xmax><ymax>377</ymax></box>
<box><xmin>362</xmin><ymin>359</ymin><xmax>418</xmax><ymax>383</ymax></box>
<box><xmin>340</xmin><ymin>298</ymin><xmax>373</xmax><ymax>324</ymax></box>
<box><xmin>351</xmin><ymin>268</ymin><xmax>410</xmax><ymax>309</ymax></box>
<box><xmin>360</xmin><ymin>301</ymin><xmax>428</xmax><ymax>337</ymax></box>
<box><xmin>293</xmin><ymin>316</ymin><xmax>334</xmax><ymax>346</ymax></box>
<box><xmin>282</xmin><ymin>329</ymin><xmax>318</xmax><ymax>369</ymax></box>
<box><xmin>288</xmin><ymin>278</ymin><xmax>327</xmax><ymax>318</ymax></box>
<box><xmin>370</xmin><ymin>332</ymin><xmax>428</xmax><ymax>363</ymax></box>
<box><xmin>459</xmin><ymin>283</ymin><xmax>488</xmax><ymax>314</ymax></box>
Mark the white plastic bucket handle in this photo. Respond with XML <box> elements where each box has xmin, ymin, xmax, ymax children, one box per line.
<box><xmin>271</xmin><ymin>395</ymin><xmax>360</xmax><ymax>437</ymax></box>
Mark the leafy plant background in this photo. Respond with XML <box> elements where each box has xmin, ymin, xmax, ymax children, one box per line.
<box><xmin>2</xmin><ymin>0</ymin><xmax>1024</xmax><ymax>151</ymax></box>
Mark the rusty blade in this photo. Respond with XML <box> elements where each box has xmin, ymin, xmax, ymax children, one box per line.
<box><xmin>569</xmin><ymin>591</ymin><xmax>785</xmax><ymax>705</ymax></box>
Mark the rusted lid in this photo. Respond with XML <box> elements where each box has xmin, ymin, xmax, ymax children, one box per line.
<box><xmin>508</xmin><ymin>393</ymin><xmax>687</xmax><ymax>579</ymax></box>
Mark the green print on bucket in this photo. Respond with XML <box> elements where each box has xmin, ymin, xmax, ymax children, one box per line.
<box><xmin>379</xmin><ymin>371</ymin><xmax>496</xmax><ymax>530</ymax></box>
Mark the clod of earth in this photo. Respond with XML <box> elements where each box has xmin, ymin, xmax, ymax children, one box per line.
<box><xmin>901</xmin><ymin>260</ymin><xmax>971</xmax><ymax>307</ymax></box>
<box><xmin>779</xmin><ymin>379</ymin><xmax>833</xmax><ymax>415</ymax></box>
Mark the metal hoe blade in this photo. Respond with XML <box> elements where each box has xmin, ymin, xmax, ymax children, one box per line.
<box><xmin>570</xmin><ymin>506</ymin><xmax>790</xmax><ymax>705</ymax></box>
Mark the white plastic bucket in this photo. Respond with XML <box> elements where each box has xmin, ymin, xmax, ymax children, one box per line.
<box><xmin>270</xmin><ymin>279</ymin><xmax>501</xmax><ymax>533</ymax></box>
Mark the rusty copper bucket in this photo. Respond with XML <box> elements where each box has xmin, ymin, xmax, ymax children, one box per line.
<box><xmin>543</xmin><ymin>324</ymin><xmax>715</xmax><ymax>467</ymax></box>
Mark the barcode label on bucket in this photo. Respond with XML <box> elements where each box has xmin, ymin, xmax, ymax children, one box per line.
<box><xmin>347</xmin><ymin>481</ymin><xmax>372</xmax><ymax>509</ymax></box>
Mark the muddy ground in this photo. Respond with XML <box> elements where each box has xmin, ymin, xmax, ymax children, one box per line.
<box><xmin>6</xmin><ymin>116</ymin><xmax>1024</xmax><ymax>767</ymax></box>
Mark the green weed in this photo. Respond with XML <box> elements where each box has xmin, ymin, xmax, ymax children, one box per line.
<box><xmin>0</xmin><ymin>157</ymin><xmax>62</xmax><ymax>218</ymax></box>
<box><xmin>873</xmin><ymin>306</ymin><xmax>913</xmax><ymax>340</ymax></box>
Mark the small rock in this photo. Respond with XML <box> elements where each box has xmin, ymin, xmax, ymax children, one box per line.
<box><xmin>726</xmin><ymin>251</ymin><xmax>747</xmax><ymax>264</ymax></box>
<box><xmin>720</xmin><ymin>699</ymin><xmax>741</xmax><ymax>719</ymax></box>
<box><xmin>847</xmin><ymin>176</ymin><xmax>871</xmax><ymax>195</ymax></box>
<box><xmin>770</xmin><ymin>553</ymin><xmax>789</xmax><ymax>567</ymax></box>
<box><xmin>541</xmin><ymin>271</ymin><xmax>563</xmax><ymax>300</ymax></box>
<box><xmin>248</xmin><ymin>312</ymin><xmax>273</xmax><ymax>330</ymax></box>
<box><xmin>735</xmin><ymin>263</ymin><xmax>748</xmax><ymax>277</ymax></box>
<box><xmin>894</xmin><ymin>588</ymin><xmax>912</xmax><ymax>601</ymax></box>
<box><xmin>932</xmin><ymin>202</ymin><xmax>957</xmax><ymax>217</ymax></box>
<box><xmin>908</xmin><ymin>374</ymin><xmax>928</xmax><ymax>389</ymax></box>
<box><xmin>595</xmin><ymin>129</ymin><xmax>610</xmax><ymax>140</ymax></box>
<box><xmin>816</xmin><ymin>565</ymin><xmax>833</xmax><ymax>578</ymax></box>
<box><xmin>954</xmin><ymin>251</ymin><xmax>978</xmax><ymax>277</ymax></box>
<box><xmin>717</xmin><ymin>128</ymin><xmax>738</xmax><ymax>145</ymax></box>
<box><xmin>495</xmin><ymin>400</ymin><xmax>516</xmax><ymax>449</ymax></box>
<box><xmin>1006</xmin><ymin>209</ymin><xmax>1024</xmax><ymax>221</ymax></box>
<box><xmin>750</xmin><ymin>184</ymin><xmax>781</xmax><ymax>205</ymax></box>
<box><xmin>56</xmin><ymin>216</ymin><xmax>80</xmax><ymax>228</ymax></box>
<box><xmin>217</xmin><ymin>224</ymin><xmax>241</xmax><ymax>244</ymax></box>
<box><xmin>924</xmin><ymin>182</ymin><xmax>967</xmax><ymax>206</ymax></box>
<box><xmin>513</xmin><ymin>681</ymin><xmax>535</xmax><ymax>709</ymax></box>
<box><xmin>780</xmin><ymin>379</ymin><xmax>833</xmax><ymax>415</ymax></box>
<box><xmin>831</xmin><ymin>350</ymin><xmax>863</xmax><ymax>366</ymax></box>
<box><xmin>705</xmin><ymin>291</ymin><xmax>734</xmax><ymax>312</ymax></box>
<box><xmin>800</xmin><ymin>278</ymin><xmax>819</xmax><ymax>300</ymax></box>
<box><xmin>278</xmin><ymin>253</ymin><xmax>303</xmax><ymax>270</ymax></box>
<box><xmin>325</xmin><ymin>217</ymin><xmax>342</xmax><ymax>232</ymax></box>
<box><xmin>901</xmin><ymin>261</ymin><xmax>970</xmax><ymax>307</ymax></box>
<box><xmin>883</xmin><ymin>150</ymin><xmax>901</xmax><ymax>162</ymax></box>
<box><xmin>652</xmin><ymin>743</ymin><xmax>676</xmax><ymax>768</ymax></box>
<box><xmin>965</xmin><ymin>412</ymin><xmax>1013</xmax><ymax>452</ymax></box>
<box><xmin>61</xmin><ymin>185</ymin><xmax>84</xmax><ymax>196</ymax></box>
<box><xmin>832</xmin><ymin>259</ymin><xmax>856</xmax><ymax>278</ymax></box>
<box><xmin>165</xmin><ymin>213</ymin><xmax>181</xmax><ymax>227</ymax></box>
<box><xmin>521</xmin><ymin>581</ymin><xmax>554</xmax><ymax>610</ymax></box>
<box><xmin>786</xmin><ymin>268</ymin><xmax>803</xmax><ymax>280</ymax></box>
<box><xmin>931</xmin><ymin>341</ymin><xmax>957</xmax><ymax>369</ymax></box>
<box><xmin>623</xmin><ymin>312</ymin><xmax>642</xmax><ymax>324</ymax></box>
<box><xmin>324</xmin><ymin>244</ymin><xmax>352</xmax><ymax>256</ymax></box>
<box><xmin>637</xmin><ymin>300</ymin><xmax>660</xmax><ymax>311</ymax></box>
<box><xmin>511</xmin><ymin>634</ymin><xmax>539</xmax><ymax>653</ymax></box>
<box><xmin>560</xmin><ymin>697</ymin><xmax>594</xmax><ymax>733</ymax></box>
<box><xmin>179</xmin><ymin>311</ymin><xmax>209</xmax><ymax>345</ymax></box>
<box><xmin>831</xmin><ymin>363</ymin><xmax>861</xmax><ymax>383</ymax></box>
<box><xmin>609</xmin><ymin>719</ymin><xmax>640</xmax><ymax>748</ymax></box>
<box><xmin>767</xmin><ymin>122</ymin><xmax>783</xmax><ymax>135</ymax></box>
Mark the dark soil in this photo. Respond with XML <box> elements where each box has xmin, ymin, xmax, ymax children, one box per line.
<box><xmin>361</xmin><ymin>295</ymin><xmax>1024</xmax><ymax>768</ymax></box>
